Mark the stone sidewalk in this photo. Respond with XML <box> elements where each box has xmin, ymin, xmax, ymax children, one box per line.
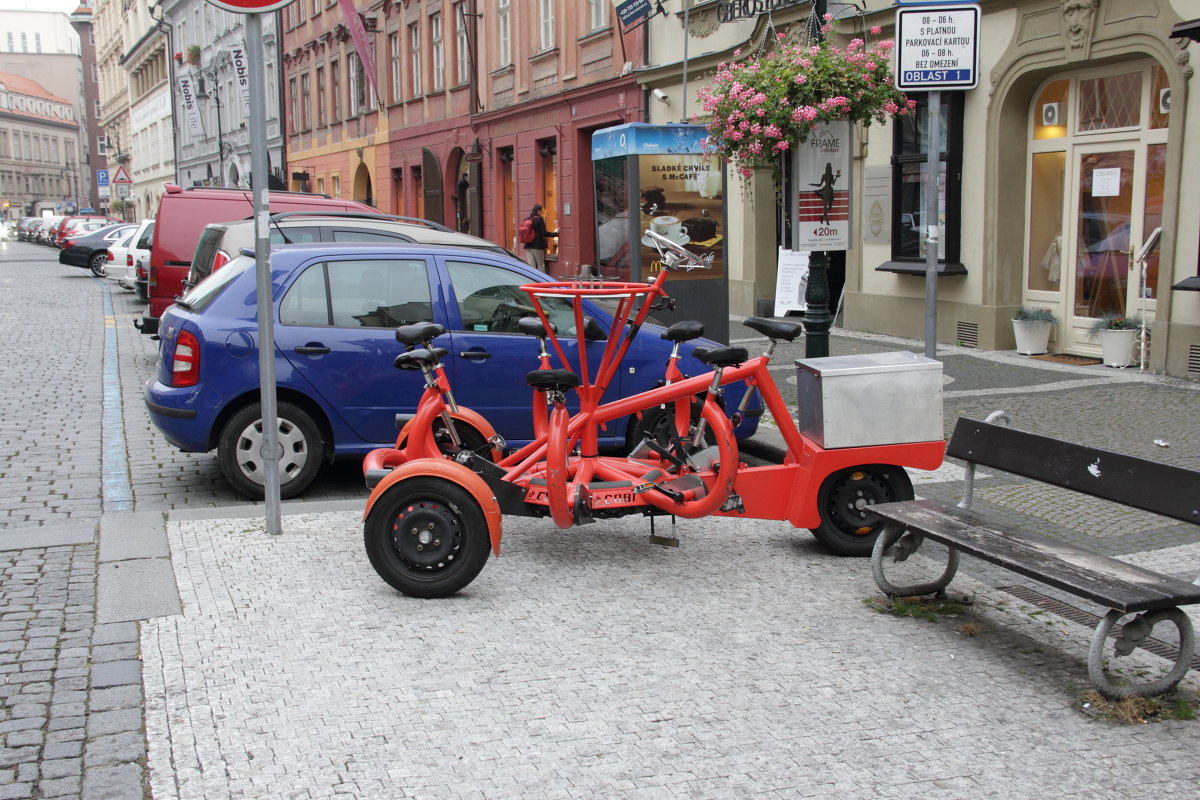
<box><xmin>140</xmin><ymin>507</ymin><xmax>1200</xmax><ymax>800</ymax></box>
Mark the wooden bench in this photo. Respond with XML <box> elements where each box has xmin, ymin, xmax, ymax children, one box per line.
<box><xmin>870</xmin><ymin>411</ymin><xmax>1200</xmax><ymax>698</ymax></box>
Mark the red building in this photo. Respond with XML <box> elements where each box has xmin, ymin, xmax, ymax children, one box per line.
<box><xmin>281</xmin><ymin>0</ymin><xmax>644</xmax><ymax>277</ymax></box>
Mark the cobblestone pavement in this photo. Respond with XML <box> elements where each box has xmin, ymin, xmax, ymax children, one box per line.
<box><xmin>3</xmin><ymin>239</ymin><xmax>1200</xmax><ymax>798</ymax></box>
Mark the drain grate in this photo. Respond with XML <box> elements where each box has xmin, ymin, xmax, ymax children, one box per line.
<box><xmin>1188</xmin><ymin>344</ymin><xmax>1200</xmax><ymax>377</ymax></box>
<box><xmin>999</xmin><ymin>584</ymin><xmax>1200</xmax><ymax>670</ymax></box>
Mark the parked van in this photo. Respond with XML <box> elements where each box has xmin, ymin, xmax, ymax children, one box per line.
<box><xmin>136</xmin><ymin>184</ymin><xmax>375</xmax><ymax>334</ymax></box>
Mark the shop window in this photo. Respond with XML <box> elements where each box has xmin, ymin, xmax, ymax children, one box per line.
<box><xmin>878</xmin><ymin>92</ymin><xmax>965</xmax><ymax>275</ymax></box>
<box><xmin>1077</xmin><ymin>72</ymin><xmax>1141</xmax><ymax>132</ymax></box>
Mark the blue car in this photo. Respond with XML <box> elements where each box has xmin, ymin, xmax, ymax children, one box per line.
<box><xmin>145</xmin><ymin>243</ymin><xmax>760</xmax><ymax>499</ymax></box>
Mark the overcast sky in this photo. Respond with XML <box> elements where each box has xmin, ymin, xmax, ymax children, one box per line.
<box><xmin>0</xmin><ymin>0</ymin><xmax>87</xmax><ymax>14</ymax></box>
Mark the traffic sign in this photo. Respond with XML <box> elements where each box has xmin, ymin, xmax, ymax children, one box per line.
<box><xmin>110</xmin><ymin>164</ymin><xmax>132</xmax><ymax>184</ymax></box>
<box><xmin>96</xmin><ymin>169</ymin><xmax>109</xmax><ymax>187</ymax></box>
<box><xmin>203</xmin><ymin>0</ymin><xmax>296</xmax><ymax>14</ymax></box>
<box><xmin>116</xmin><ymin>185</ymin><xmax>131</xmax><ymax>198</ymax></box>
<box><xmin>895</xmin><ymin>4</ymin><xmax>980</xmax><ymax>91</ymax></box>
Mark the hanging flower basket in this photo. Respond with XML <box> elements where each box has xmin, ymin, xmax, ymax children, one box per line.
<box><xmin>696</xmin><ymin>18</ymin><xmax>916</xmax><ymax>178</ymax></box>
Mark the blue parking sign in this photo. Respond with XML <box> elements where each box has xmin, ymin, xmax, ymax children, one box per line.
<box><xmin>97</xmin><ymin>169</ymin><xmax>110</xmax><ymax>187</ymax></box>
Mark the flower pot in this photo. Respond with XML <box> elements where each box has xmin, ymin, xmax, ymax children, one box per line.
<box><xmin>1098</xmin><ymin>328</ymin><xmax>1137</xmax><ymax>368</ymax></box>
<box><xmin>1012</xmin><ymin>319</ymin><xmax>1051</xmax><ymax>355</ymax></box>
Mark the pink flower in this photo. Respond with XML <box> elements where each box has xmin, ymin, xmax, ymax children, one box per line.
<box><xmin>773</xmin><ymin>140</ymin><xmax>790</xmax><ymax>152</ymax></box>
<box><xmin>870</xmin><ymin>25</ymin><xmax>882</xmax><ymax>35</ymax></box>
<box><xmin>794</xmin><ymin>74</ymin><xmax>808</xmax><ymax>85</ymax></box>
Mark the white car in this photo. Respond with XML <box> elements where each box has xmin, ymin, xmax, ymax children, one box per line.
<box><xmin>107</xmin><ymin>219</ymin><xmax>154</xmax><ymax>292</ymax></box>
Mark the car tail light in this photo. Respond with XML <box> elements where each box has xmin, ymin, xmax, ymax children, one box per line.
<box><xmin>171</xmin><ymin>330</ymin><xmax>200</xmax><ymax>387</ymax></box>
<box><xmin>211</xmin><ymin>250</ymin><xmax>230</xmax><ymax>272</ymax></box>
<box><xmin>108</xmin><ymin>251</ymin><xmax>115</xmax><ymax>261</ymax></box>
<box><xmin>126</xmin><ymin>254</ymin><xmax>134</xmax><ymax>266</ymax></box>
<box><xmin>137</xmin><ymin>263</ymin><xmax>147</xmax><ymax>279</ymax></box>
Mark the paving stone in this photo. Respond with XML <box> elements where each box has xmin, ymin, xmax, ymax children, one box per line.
<box><xmin>89</xmin><ymin>660</ymin><xmax>141</xmax><ymax>688</ymax></box>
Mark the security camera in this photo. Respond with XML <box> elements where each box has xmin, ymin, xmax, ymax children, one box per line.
<box><xmin>653</xmin><ymin>88</ymin><xmax>670</xmax><ymax>105</ymax></box>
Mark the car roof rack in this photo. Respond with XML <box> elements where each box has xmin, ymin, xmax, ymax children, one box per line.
<box><xmin>265</xmin><ymin>210</ymin><xmax>453</xmax><ymax>233</ymax></box>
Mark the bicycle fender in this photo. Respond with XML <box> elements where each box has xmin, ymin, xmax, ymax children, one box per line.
<box><xmin>394</xmin><ymin>407</ymin><xmax>503</xmax><ymax>461</ymax></box>
<box><xmin>362</xmin><ymin>458</ymin><xmax>504</xmax><ymax>556</ymax></box>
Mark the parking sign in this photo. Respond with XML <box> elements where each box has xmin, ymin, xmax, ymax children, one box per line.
<box><xmin>97</xmin><ymin>169</ymin><xmax>109</xmax><ymax>187</ymax></box>
<box><xmin>895</xmin><ymin>5</ymin><xmax>980</xmax><ymax>91</ymax></box>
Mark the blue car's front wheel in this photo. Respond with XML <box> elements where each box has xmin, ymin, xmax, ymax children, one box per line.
<box><xmin>217</xmin><ymin>401</ymin><xmax>324</xmax><ymax>500</ymax></box>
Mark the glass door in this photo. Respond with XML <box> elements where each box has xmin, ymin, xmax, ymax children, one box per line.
<box><xmin>1060</xmin><ymin>142</ymin><xmax>1158</xmax><ymax>352</ymax></box>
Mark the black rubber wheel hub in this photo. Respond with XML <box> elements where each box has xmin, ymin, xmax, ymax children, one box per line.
<box><xmin>389</xmin><ymin>500</ymin><xmax>461</xmax><ymax>571</ymax></box>
<box><xmin>825</xmin><ymin>470</ymin><xmax>891</xmax><ymax>536</ymax></box>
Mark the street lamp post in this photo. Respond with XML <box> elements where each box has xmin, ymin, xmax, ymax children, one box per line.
<box><xmin>801</xmin><ymin>0</ymin><xmax>832</xmax><ymax>358</ymax></box>
<box><xmin>196</xmin><ymin>73</ymin><xmax>226</xmax><ymax>187</ymax></box>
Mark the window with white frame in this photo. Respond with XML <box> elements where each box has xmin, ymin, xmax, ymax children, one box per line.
<box><xmin>587</xmin><ymin>0</ymin><xmax>605</xmax><ymax>31</ymax></box>
<box><xmin>389</xmin><ymin>32</ymin><xmax>401</xmax><ymax>103</ymax></box>
<box><xmin>539</xmin><ymin>0</ymin><xmax>555</xmax><ymax>51</ymax></box>
<box><xmin>498</xmin><ymin>0</ymin><xmax>511</xmax><ymax>66</ymax></box>
<box><xmin>408</xmin><ymin>23</ymin><xmax>422</xmax><ymax>96</ymax></box>
<box><xmin>316</xmin><ymin>65</ymin><xmax>326</xmax><ymax>126</ymax></box>
<box><xmin>431</xmin><ymin>13</ymin><xmax>444</xmax><ymax>91</ymax></box>
<box><xmin>455</xmin><ymin>4</ymin><xmax>469</xmax><ymax>85</ymax></box>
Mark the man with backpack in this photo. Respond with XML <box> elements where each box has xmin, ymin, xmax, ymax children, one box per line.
<box><xmin>518</xmin><ymin>204</ymin><xmax>557</xmax><ymax>270</ymax></box>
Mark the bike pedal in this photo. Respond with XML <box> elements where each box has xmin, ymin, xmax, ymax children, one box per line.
<box><xmin>648</xmin><ymin>534</ymin><xmax>680</xmax><ymax>548</ymax></box>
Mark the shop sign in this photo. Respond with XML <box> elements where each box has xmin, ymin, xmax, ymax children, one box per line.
<box><xmin>791</xmin><ymin>119</ymin><xmax>851</xmax><ymax>251</ymax></box>
<box><xmin>716</xmin><ymin>0</ymin><xmax>806</xmax><ymax>23</ymax></box>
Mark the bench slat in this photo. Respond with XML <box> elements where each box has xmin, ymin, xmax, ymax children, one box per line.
<box><xmin>873</xmin><ymin>499</ymin><xmax>1200</xmax><ymax>613</ymax></box>
<box><xmin>945</xmin><ymin>419</ymin><xmax>1200</xmax><ymax>525</ymax></box>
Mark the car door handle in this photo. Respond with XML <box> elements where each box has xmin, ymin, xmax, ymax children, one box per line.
<box><xmin>295</xmin><ymin>345</ymin><xmax>330</xmax><ymax>355</ymax></box>
<box><xmin>459</xmin><ymin>350</ymin><xmax>492</xmax><ymax>359</ymax></box>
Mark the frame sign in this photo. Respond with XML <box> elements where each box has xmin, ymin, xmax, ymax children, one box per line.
<box><xmin>895</xmin><ymin>4</ymin><xmax>980</xmax><ymax>91</ymax></box>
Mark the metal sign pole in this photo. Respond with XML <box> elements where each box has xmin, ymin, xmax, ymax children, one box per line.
<box><xmin>924</xmin><ymin>90</ymin><xmax>940</xmax><ymax>360</ymax></box>
<box><xmin>246</xmin><ymin>12</ymin><xmax>282</xmax><ymax>535</ymax></box>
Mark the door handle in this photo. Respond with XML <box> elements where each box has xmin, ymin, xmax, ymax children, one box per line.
<box><xmin>459</xmin><ymin>350</ymin><xmax>492</xmax><ymax>359</ymax></box>
<box><xmin>295</xmin><ymin>345</ymin><xmax>330</xmax><ymax>355</ymax></box>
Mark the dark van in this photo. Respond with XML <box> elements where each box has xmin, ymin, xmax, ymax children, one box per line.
<box><xmin>136</xmin><ymin>184</ymin><xmax>375</xmax><ymax>334</ymax></box>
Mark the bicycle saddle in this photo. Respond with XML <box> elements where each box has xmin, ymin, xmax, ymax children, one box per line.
<box><xmin>661</xmin><ymin>320</ymin><xmax>705</xmax><ymax>342</ymax></box>
<box><xmin>393</xmin><ymin>347</ymin><xmax>448</xmax><ymax>370</ymax></box>
<box><xmin>698</xmin><ymin>346</ymin><xmax>749</xmax><ymax>368</ymax></box>
<box><xmin>743</xmin><ymin>317</ymin><xmax>804</xmax><ymax>341</ymax></box>
<box><xmin>395</xmin><ymin>322</ymin><xmax>444</xmax><ymax>346</ymax></box>
<box><xmin>525</xmin><ymin>368</ymin><xmax>581</xmax><ymax>392</ymax></box>
<box><xmin>517</xmin><ymin>317</ymin><xmax>557</xmax><ymax>337</ymax></box>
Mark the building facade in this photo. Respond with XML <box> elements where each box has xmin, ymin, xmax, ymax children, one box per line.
<box><xmin>159</xmin><ymin>0</ymin><xmax>285</xmax><ymax>190</ymax></box>
<box><xmin>93</xmin><ymin>0</ymin><xmax>176</xmax><ymax>222</ymax></box>
<box><xmin>281</xmin><ymin>0</ymin><xmax>643</xmax><ymax>276</ymax></box>
<box><xmin>641</xmin><ymin>0</ymin><xmax>1200</xmax><ymax>379</ymax></box>
<box><xmin>0</xmin><ymin>8</ymin><xmax>89</xmax><ymax>217</ymax></box>
<box><xmin>0</xmin><ymin>72</ymin><xmax>83</xmax><ymax>219</ymax></box>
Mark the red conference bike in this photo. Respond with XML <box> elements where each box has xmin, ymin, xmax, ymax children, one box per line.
<box><xmin>361</xmin><ymin>231</ymin><xmax>945</xmax><ymax>597</ymax></box>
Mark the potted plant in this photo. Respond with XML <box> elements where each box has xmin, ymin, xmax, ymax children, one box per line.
<box><xmin>187</xmin><ymin>45</ymin><xmax>201</xmax><ymax>66</ymax></box>
<box><xmin>1011</xmin><ymin>305</ymin><xmax>1057</xmax><ymax>355</ymax></box>
<box><xmin>696</xmin><ymin>17</ymin><xmax>916</xmax><ymax>179</ymax></box>
<box><xmin>1088</xmin><ymin>312</ymin><xmax>1144</xmax><ymax>368</ymax></box>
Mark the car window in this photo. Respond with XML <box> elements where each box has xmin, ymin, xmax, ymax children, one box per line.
<box><xmin>178</xmin><ymin>254</ymin><xmax>254</xmax><ymax>311</ymax></box>
<box><xmin>280</xmin><ymin>258</ymin><xmax>434</xmax><ymax>328</ymax></box>
<box><xmin>136</xmin><ymin>223</ymin><xmax>154</xmax><ymax>250</ymax></box>
<box><xmin>271</xmin><ymin>226</ymin><xmax>320</xmax><ymax>244</ymax></box>
<box><xmin>446</xmin><ymin>260</ymin><xmax>574</xmax><ymax>334</ymax></box>
<box><xmin>329</xmin><ymin>228</ymin><xmax>413</xmax><ymax>243</ymax></box>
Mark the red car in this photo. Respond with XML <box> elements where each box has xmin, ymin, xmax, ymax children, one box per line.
<box><xmin>50</xmin><ymin>215</ymin><xmax>123</xmax><ymax>247</ymax></box>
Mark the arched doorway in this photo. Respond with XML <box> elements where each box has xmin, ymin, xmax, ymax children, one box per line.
<box><xmin>228</xmin><ymin>162</ymin><xmax>240</xmax><ymax>188</ymax></box>
<box><xmin>353</xmin><ymin>162</ymin><xmax>374</xmax><ymax>207</ymax></box>
<box><xmin>1021</xmin><ymin>61</ymin><xmax>1168</xmax><ymax>354</ymax></box>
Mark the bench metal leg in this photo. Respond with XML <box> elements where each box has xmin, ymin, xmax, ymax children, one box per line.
<box><xmin>1087</xmin><ymin>607</ymin><xmax>1196</xmax><ymax>699</ymax></box>
<box><xmin>871</xmin><ymin>522</ymin><xmax>960</xmax><ymax>598</ymax></box>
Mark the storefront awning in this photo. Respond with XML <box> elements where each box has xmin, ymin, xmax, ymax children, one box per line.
<box><xmin>591</xmin><ymin>123</ymin><xmax>708</xmax><ymax>160</ymax></box>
